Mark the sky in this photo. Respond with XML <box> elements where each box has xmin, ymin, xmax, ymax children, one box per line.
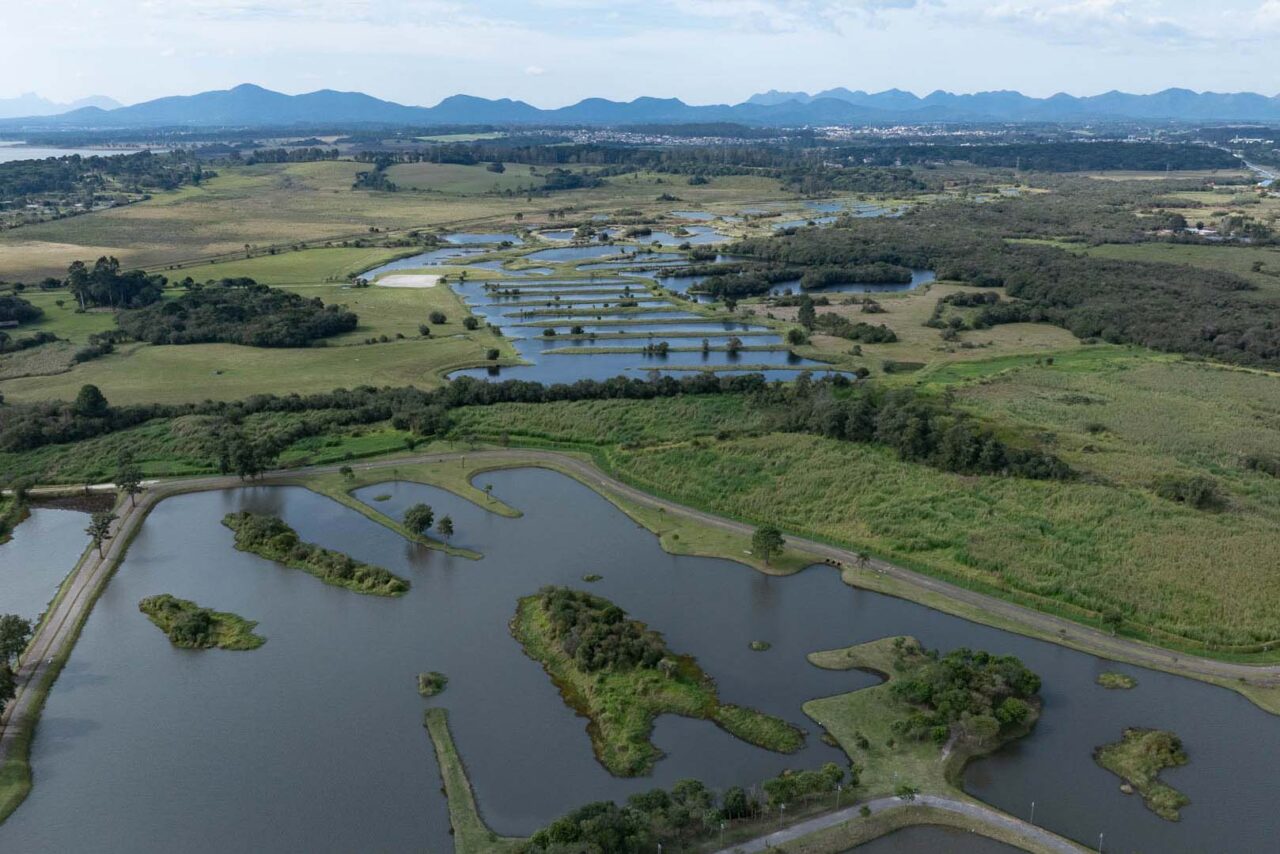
<box><xmin>3</xmin><ymin>0</ymin><xmax>1279</xmax><ymax>107</ymax></box>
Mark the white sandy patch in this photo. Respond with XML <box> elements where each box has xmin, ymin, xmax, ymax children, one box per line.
<box><xmin>375</xmin><ymin>273</ymin><xmax>440</xmax><ymax>288</ymax></box>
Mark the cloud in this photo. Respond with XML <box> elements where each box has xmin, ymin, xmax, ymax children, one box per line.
<box><xmin>978</xmin><ymin>0</ymin><xmax>1196</xmax><ymax>46</ymax></box>
<box><xmin>1256</xmin><ymin>0</ymin><xmax>1280</xmax><ymax>29</ymax></box>
<box><xmin>524</xmin><ymin>65</ymin><xmax>546</xmax><ymax>76</ymax></box>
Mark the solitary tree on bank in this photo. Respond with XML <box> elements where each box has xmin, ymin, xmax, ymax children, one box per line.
<box><xmin>751</xmin><ymin>525</ymin><xmax>785</xmax><ymax>566</ymax></box>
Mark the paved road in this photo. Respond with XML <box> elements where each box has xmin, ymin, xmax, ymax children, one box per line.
<box><xmin>4</xmin><ymin>448</ymin><xmax>1280</xmax><ymax>772</ymax></box>
<box><xmin>712</xmin><ymin>794</ymin><xmax>1085</xmax><ymax>853</ymax></box>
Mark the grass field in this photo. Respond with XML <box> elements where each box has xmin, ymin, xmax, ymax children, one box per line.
<box><xmin>446</xmin><ymin>363</ymin><xmax>1280</xmax><ymax>653</ymax></box>
<box><xmin>778</xmin><ymin>281</ymin><xmax>1085</xmax><ymax>373</ymax></box>
<box><xmin>0</xmin><ymin>162</ymin><xmax>793</xmax><ymax>282</ymax></box>
<box><xmin>0</xmin><ymin>248</ymin><xmax>518</xmax><ymax>403</ymax></box>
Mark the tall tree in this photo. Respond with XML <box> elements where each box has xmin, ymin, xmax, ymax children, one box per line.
<box><xmin>86</xmin><ymin>511</ymin><xmax>117</xmax><ymax>558</ymax></box>
<box><xmin>115</xmin><ymin>453</ymin><xmax>143</xmax><ymax>507</ymax></box>
<box><xmin>751</xmin><ymin>525</ymin><xmax>785</xmax><ymax>565</ymax></box>
<box><xmin>437</xmin><ymin>515</ymin><xmax>454</xmax><ymax>540</ymax></box>
<box><xmin>403</xmin><ymin>504</ymin><xmax>434</xmax><ymax>537</ymax></box>
<box><xmin>0</xmin><ymin>614</ymin><xmax>33</xmax><ymax>664</ymax></box>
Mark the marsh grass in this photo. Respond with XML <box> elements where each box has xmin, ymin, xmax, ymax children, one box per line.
<box><xmin>1094</xmin><ymin>728</ymin><xmax>1190</xmax><ymax>821</ymax></box>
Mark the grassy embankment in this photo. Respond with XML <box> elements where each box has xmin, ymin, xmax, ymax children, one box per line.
<box><xmin>222</xmin><ymin>511</ymin><xmax>409</xmax><ymax>596</ymax></box>
<box><xmin>137</xmin><ymin>593</ymin><xmax>265</xmax><ymax>650</ymax></box>
<box><xmin>422</xmin><ymin>708</ymin><xmax>524</xmax><ymax>854</ymax></box>
<box><xmin>804</xmin><ymin>637</ymin><xmax>1038</xmax><ymax>797</ymax></box>
<box><xmin>512</xmin><ymin>590</ymin><xmax>804</xmax><ymax>776</ymax></box>
<box><xmin>1093</xmin><ymin>728</ymin><xmax>1190</xmax><ymax>821</ymax></box>
<box><xmin>0</xmin><ymin>496</ymin><xmax>29</xmax><ymax>545</ymax></box>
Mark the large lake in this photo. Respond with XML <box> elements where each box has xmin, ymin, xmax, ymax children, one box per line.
<box><xmin>0</xmin><ymin>468</ymin><xmax>1275</xmax><ymax>852</ymax></box>
<box><xmin>0</xmin><ymin>142</ymin><xmax>167</xmax><ymax>164</ymax></box>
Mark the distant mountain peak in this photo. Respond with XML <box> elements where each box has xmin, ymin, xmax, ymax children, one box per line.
<box><xmin>2</xmin><ymin>83</ymin><xmax>1279</xmax><ymax>129</ymax></box>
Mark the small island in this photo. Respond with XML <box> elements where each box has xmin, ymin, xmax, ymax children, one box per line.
<box><xmin>1097</xmin><ymin>671</ymin><xmax>1137</xmax><ymax>690</ymax></box>
<box><xmin>512</xmin><ymin>586</ymin><xmax>804</xmax><ymax>776</ymax></box>
<box><xmin>418</xmin><ymin>671</ymin><xmax>449</xmax><ymax>697</ymax></box>
<box><xmin>748</xmin><ymin>640</ymin><xmax>772</xmax><ymax>652</ymax></box>
<box><xmin>1095</xmin><ymin>728</ymin><xmax>1190</xmax><ymax>821</ymax></box>
<box><xmin>138</xmin><ymin>594</ymin><xmax>265</xmax><ymax>650</ymax></box>
<box><xmin>223</xmin><ymin>511</ymin><xmax>409</xmax><ymax>596</ymax></box>
<box><xmin>805</xmin><ymin>636</ymin><xmax>1041</xmax><ymax>797</ymax></box>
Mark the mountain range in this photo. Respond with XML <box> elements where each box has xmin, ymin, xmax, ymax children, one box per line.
<box><xmin>2</xmin><ymin>83</ymin><xmax>1279</xmax><ymax>129</ymax></box>
<box><xmin>0</xmin><ymin>93</ymin><xmax>120</xmax><ymax>120</ymax></box>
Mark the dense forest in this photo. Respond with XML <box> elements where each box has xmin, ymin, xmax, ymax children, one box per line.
<box><xmin>0</xmin><ymin>150</ymin><xmax>207</xmax><ymax>206</ymax></box>
<box><xmin>116</xmin><ymin>279</ymin><xmax>358</xmax><ymax>347</ymax></box>
<box><xmin>538</xmin><ymin>587</ymin><xmax>667</xmax><ymax>673</ymax></box>
<box><xmin>889</xmin><ymin>637</ymin><xmax>1040</xmax><ymax>746</ymax></box>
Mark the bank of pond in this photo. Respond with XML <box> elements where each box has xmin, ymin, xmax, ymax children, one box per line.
<box><xmin>0</xmin><ymin>468</ymin><xmax>1274</xmax><ymax>853</ymax></box>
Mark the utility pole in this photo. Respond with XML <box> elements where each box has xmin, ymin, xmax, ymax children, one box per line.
<box><xmin>1030</xmin><ymin>800</ymin><xmax>1035</xmax><ymax>825</ymax></box>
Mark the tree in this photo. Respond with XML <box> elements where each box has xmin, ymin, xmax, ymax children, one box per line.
<box><xmin>483</xmin><ymin>484</ymin><xmax>494</xmax><ymax>502</ymax></box>
<box><xmin>0</xmin><ymin>662</ymin><xmax>14</xmax><ymax>713</ymax></box>
<box><xmin>0</xmin><ymin>614</ymin><xmax>33</xmax><ymax>663</ymax></box>
<box><xmin>115</xmin><ymin>454</ymin><xmax>143</xmax><ymax>507</ymax></box>
<box><xmin>86</xmin><ymin>511</ymin><xmax>117</xmax><ymax>557</ymax></box>
<box><xmin>437</xmin><ymin>515</ymin><xmax>453</xmax><ymax>540</ymax></box>
<box><xmin>751</xmin><ymin>525</ymin><xmax>785</xmax><ymax>565</ymax></box>
<box><xmin>797</xmin><ymin>295</ymin><xmax>816</xmax><ymax>330</ymax></box>
<box><xmin>895</xmin><ymin>784</ymin><xmax>919</xmax><ymax>801</ymax></box>
<box><xmin>339</xmin><ymin>465</ymin><xmax>354</xmax><ymax>480</ymax></box>
<box><xmin>73</xmin><ymin>384</ymin><xmax>109</xmax><ymax>418</ymax></box>
<box><xmin>404</xmin><ymin>503</ymin><xmax>434</xmax><ymax>537</ymax></box>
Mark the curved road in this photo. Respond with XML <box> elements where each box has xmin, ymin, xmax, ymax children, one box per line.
<box><xmin>713</xmin><ymin>794</ymin><xmax>1085</xmax><ymax>853</ymax></box>
<box><xmin>4</xmin><ymin>448</ymin><xmax>1280</xmax><ymax>781</ymax></box>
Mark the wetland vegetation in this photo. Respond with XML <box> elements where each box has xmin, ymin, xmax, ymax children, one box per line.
<box><xmin>1094</xmin><ymin>728</ymin><xmax>1190</xmax><ymax>821</ymax></box>
<box><xmin>222</xmin><ymin>511</ymin><xmax>408</xmax><ymax>596</ymax></box>
<box><xmin>137</xmin><ymin>594</ymin><xmax>265</xmax><ymax>650</ymax></box>
<box><xmin>512</xmin><ymin>586</ymin><xmax>804</xmax><ymax>776</ymax></box>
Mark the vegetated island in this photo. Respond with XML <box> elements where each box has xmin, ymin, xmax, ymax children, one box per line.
<box><xmin>222</xmin><ymin>511</ymin><xmax>409</xmax><ymax>596</ymax></box>
<box><xmin>418</xmin><ymin>671</ymin><xmax>449</xmax><ymax>697</ymax></box>
<box><xmin>138</xmin><ymin>594</ymin><xmax>265</xmax><ymax>650</ymax></box>
<box><xmin>1095</xmin><ymin>728</ymin><xmax>1190</xmax><ymax>821</ymax></box>
<box><xmin>1097</xmin><ymin>671</ymin><xmax>1138</xmax><ymax>690</ymax></box>
<box><xmin>805</xmin><ymin>636</ymin><xmax>1041</xmax><ymax>796</ymax></box>
<box><xmin>512</xmin><ymin>586</ymin><xmax>804</xmax><ymax>776</ymax></box>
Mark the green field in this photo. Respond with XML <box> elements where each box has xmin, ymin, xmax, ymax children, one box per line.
<box><xmin>447</xmin><ymin>356</ymin><xmax>1280</xmax><ymax>653</ymax></box>
<box><xmin>0</xmin><ymin>161</ymin><xmax>794</xmax><ymax>282</ymax></box>
<box><xmin>0</xmin><ymin>248</ymin><xmax>517</xmax><ymax>404</ymax></box>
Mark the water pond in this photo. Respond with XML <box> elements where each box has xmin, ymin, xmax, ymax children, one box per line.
<box><xmin>1</xmin><ymin>469</ymin><xmax>1276</xmax><ymax>854</ymax></box>
<box><xmin>0</xmin><ymin>507</ymin><xmax>89</xmax><ymax>623</ymax></box>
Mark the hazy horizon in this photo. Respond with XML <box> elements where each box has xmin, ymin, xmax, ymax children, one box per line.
<box><xmin>3</xmin><ymin>0</ymin><xmax>1278</xmax><ymax>108</ymax></box>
